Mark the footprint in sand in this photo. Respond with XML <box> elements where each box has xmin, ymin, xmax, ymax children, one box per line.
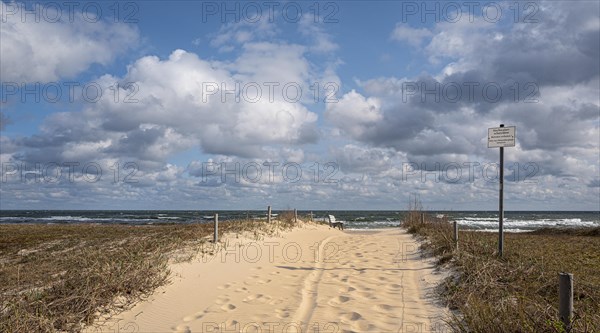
<box><xmin>339</xmin><ymin>286</ymin><xmax>356</xmax><ymax>293</ymax></box>
<box><xmin>374</xmin><ymin>304</ymin><xmax>397</xmax><ymax>312</ymax></box>
<box><xmin>356</xmin><ymin>285</ymin><xmax>373</xmax><ymax>292</ymax></box>
<box><xmin>275</xmin><ymin>308</ymin><xmax>291</xmax><ymax>319</ymax></box>
<box><xmin>358</xmin><ymin>291</ymin><xmax>377</xmax><ymax>300</ymax></box>
<box><xmin>242</xmin><ymin>293</ymin><xmax>272</xmax><ymax>304</ymax></box>
<box><xmin>327</xmin><ymin>295</ymin><xmax>351</xmax><ymax>306</ymax></box>
<box><xmin>387</xmin><ymin>283</ymin><xmax>403</xmax><ymax>290</ymax></box>
<box><xmin>220</xmin><ymin>319</ymin><xmax>239</xmax><ymax>330</ymax></box>
<box><xmin>205</xmin><ymin>297</ymin><xmax>233</xmax><ymax>313</ymax></box>
<box><xmin>215</xmin><ymin>296</ymin><xmax>230</xmax><ymax>305</ymax></box>
<box><xmin>173</xmin><ymin>324</ymin><xmax>191</xmax><ymax>333</ymax></box>
<box><xmin>220</xmin><ymin>303</ymin><xmax>237</xmax><ymax>312</ymax></box>
<box><xmin>182</xmin><ymin>310</ymin><xmax>206</xmax><ymax>322</ymax></box>
<box><xmin>341</xmin><ymin>311</ymin><xmax>362</xmax><ymax>322</ymax></box>
<box><xmin>352</xmin><ymin>267</ymin><xmax>368</xmax><ymax>274</ymax></box>
<box><xmin>217</xmin><ymin>283</ymin><xmax>234</xmax><ymax>290</ymax></box>
<box><xmin>234</xmin><ymin>287</ymin><xmax>249</xmax><ymax>293</ymax></box>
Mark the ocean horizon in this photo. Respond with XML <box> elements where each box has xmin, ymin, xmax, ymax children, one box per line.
<box><xmin>1</xmin><ymin>210</ymin><xmax>598</xmax><ymax>233</ymax></box>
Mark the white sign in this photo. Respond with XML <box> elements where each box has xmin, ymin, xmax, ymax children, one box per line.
<box><xmin>488</xmin><ymin>126</ymin><xmax>516</xmax><ymax>148</ymax></box>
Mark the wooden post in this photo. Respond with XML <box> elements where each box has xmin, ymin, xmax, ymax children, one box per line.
<box><xmin>453</xmin><ymin>221</ymin><xmax>459</xmax><ymax>250</ymax></box>
<box><xmin>310</xmin><ymin>211</ymin><xmax>313</xmax><ymax>221</ymax></box>
<box><xmin>294</xmin><ymin>209</ymin><xmax>297</xmax><ymax>223</ymax></box>
<box><xmin>267</xmin><ymin>206</ymin><xmax>271</xmax><ymax>223</ymax></box>
<box><xmin>559</xmin><ymin>272</ymin><xmax>573</xmax><ymax>331</ymax></box>
<box><xmin>213</xmin><ymin>213</ymin><xmax>218</xmax><ymax>243</ymax></box>
<box><xmin>420</xmin><ymin>213</ymin><xmax>425</xmax><ymax>224</ymax></box>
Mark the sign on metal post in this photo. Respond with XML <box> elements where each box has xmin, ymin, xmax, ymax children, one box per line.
<box><xmin>488</xmin><ymin>126</ymin><xmax>516</xmax><ymax>148</ymax></box>
<box><xmin>488</xmin><ymin>124</ymin><xmax>516</xmax><ymax>257</ymax></box>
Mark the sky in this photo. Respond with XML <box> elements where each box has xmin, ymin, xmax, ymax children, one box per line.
<box><xmin>0</xmin><ymin>0</ymin><xmax>599</xmax><ymax>211</ymax></box>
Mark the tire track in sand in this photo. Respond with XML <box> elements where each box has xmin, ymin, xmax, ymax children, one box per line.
<box><xmin>291</xmin><ymin>235</ymin><xmax>336</xmax><ymax>331</ymax></box>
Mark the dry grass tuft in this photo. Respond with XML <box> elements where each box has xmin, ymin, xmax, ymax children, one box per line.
<box><xmin>403</xmin><ymin>215</ymin><xmax>600</xmax><ymax>332</ymax></box>
<box><xmin>0</xmin><ymin>218</ymin><xmax>303</xmax><ymax>332</ymax></box>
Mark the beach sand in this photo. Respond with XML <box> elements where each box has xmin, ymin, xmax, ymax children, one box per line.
<box><xmin>87</xmin><ymin>223</ymin><xmax>448</xmax><ymax>332</ymax></box>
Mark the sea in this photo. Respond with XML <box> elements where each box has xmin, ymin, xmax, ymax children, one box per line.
<box><xmin>0</xmin><ymin>210</ymin><xmax>598</xmax><ymax>233</ymax></box>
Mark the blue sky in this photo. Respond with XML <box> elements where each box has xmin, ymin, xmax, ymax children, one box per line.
<box><xmin>1</xmin><ymin>0</ymin><xmax>599</xmax><ymax>210</ymax></box>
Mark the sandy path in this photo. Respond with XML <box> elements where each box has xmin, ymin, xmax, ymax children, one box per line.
<box><xmin>306</xmin><ymin>229</ymin><xmax>448</xmax><ymax>333</ymax></box>
<box><xmin>87</xmin><ymin>225</ymin><xmax>448</xmax><ymax>333</ymax></box>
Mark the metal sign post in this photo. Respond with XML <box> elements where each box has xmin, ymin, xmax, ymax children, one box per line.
<box><xmin>499</xmin><ymin>140</ymin><xmax>504</xmax><ymax>256</ymax></box>
<box><xmin>488</xmin><ymin>124</ymin><xmax>516</xmax><ymax>257</ymax></box>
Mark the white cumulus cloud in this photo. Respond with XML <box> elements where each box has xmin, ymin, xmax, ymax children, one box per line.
<box><xmin>0</xmin><ymin>1</ymin><xmax>139</xmax><ymax>82</ymax></box>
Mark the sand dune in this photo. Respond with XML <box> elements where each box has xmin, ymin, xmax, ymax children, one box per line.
<box><xmin>87</xmin><ymin>224</ymin><xmax>448</xmax><ymax>333</ymax></box>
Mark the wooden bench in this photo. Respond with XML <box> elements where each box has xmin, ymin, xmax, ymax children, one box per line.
<box><xmin>328</xmin><ymin>215</ymin><xmax>345</xmax><ymax>230</ymax></box>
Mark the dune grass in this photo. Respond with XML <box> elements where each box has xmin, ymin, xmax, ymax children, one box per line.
<box><xmin>0</xmin><ymin>214</ymin><xmax>301</xmax><ymax>333</ymax></box>
<box><xmin>403</xmin><ymin>213</ymin><xmax>600</xmax><ymax>332</ymax></box>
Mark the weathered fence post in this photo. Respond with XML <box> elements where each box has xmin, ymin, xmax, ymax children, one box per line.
<box><xmin>453</xmin><ymin>221</ymin><xmax>459</xmax><ymax>250</ymax></box>
<box><xmin>213</xmin><ymin>213</ymin><xmax>218</xmax><ymax>243</ymax></box>
<box><xmin>310</xmin><ymin>211</ymin><xmax>313</xmax><ymax>221</ymax></box>
<box><xmin>559</xmin><ymin>272</ymin><xmax>573</xmax><ymax>331</ymax></box>
<box><xmin>267</xmin><ymin>206</ymin><xmax>272</xmax><ymax>223</ymax></box>
<box><xmin>420</xmin><ymin>213</ymin><xmax>425</xmax><ymax>224</ymax></box>
<box><xmin>294</xmin><ymin>209</ymin><xmax>298</xmax><ymax>223</ymax></box>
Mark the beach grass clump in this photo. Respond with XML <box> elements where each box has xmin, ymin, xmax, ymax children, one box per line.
<box><xmin>0</xmin><ymin>218</ymin><xmax>303</xmax><ymax>333</ymax></box>
<box><xmin>0</xmin><ymin>224</ymin><xmax>207</xmax><ymax>332</ymax></box>
<box><xmin>276</xmin><ymin>210</ymin><xmax>299</xmax><ymax>227</ymax></box>
<box><xmin>403</xmin><ymin>216</ymin><xmax>600</xmax><ymax>332</ymax></box>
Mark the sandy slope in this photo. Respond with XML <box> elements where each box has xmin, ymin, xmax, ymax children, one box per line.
<box><xmin>87</xmin><ymin>224</ymin><xmax>448</xmax><ymax>333</ymax></box>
